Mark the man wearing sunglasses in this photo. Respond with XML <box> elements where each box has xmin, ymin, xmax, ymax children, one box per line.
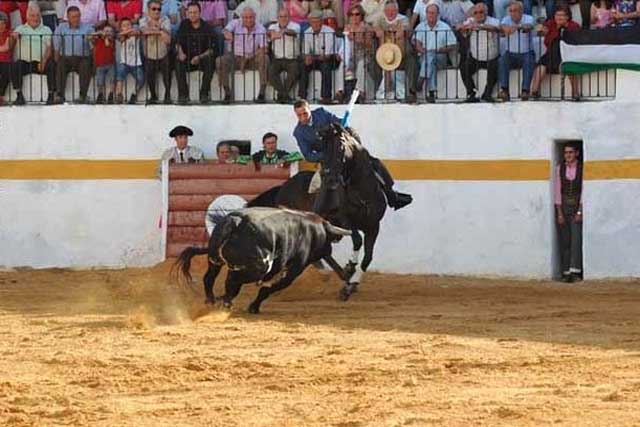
<box><xmin>140</xmin><ymin>0</ymin><xmax>172</xmax><ymax>104</ymax></box>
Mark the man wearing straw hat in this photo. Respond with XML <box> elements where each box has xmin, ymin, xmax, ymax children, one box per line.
<box><xmin>369</xmin><ymin>0</ymin><xmax>418</xmax><ymax>102</ymax></box>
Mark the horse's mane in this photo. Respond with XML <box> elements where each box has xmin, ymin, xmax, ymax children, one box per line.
<box><xmin>339</xmin><ymin>127</ymin><xmax>367</xmax><ymax>161</ymax></box>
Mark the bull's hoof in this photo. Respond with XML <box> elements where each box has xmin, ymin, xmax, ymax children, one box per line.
<box><xmin>247</xmin><ymin>304</ymin><xmax>261</xmax><ymax>315</ymax></box>
<box><xmin>221</xmin><ymin>301</ymin><xmax>233</xmax><ymax>311</ymax></box>
<box><xmin>204</xmin><ymin>297</ymin><xmax>216</xmax><ymax>305</ymax></box>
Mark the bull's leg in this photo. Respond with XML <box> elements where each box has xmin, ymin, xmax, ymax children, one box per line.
<box><xmin>344</xmin><ymin>229</ymin><xmax>363</xmax><ymax>280</ymax></box>
<box><xmin>203</xmin><ymin>262</ymin><xmax>222</xmax><ymax>305</ymax></box>
<box><xmin>323</xmin><ymin>255</ymin><xmax>347</xmax><ymax>281</ymax></box>
<box><xmin>248</xmin><ymin>264</ymin><xmax>305</xmax><ymax>314</ymax></box>
<box><xmin>220</xmin><ymin>271</ymin><xmax>244</xmax><ymax>309</ymax></box>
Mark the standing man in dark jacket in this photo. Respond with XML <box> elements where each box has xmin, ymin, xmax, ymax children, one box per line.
<box><xmin>293</xmin><ymin>99</ymin><xmax>412</xmax><ymax>210</ymax></box>
<box><xmin>555</xmin><ymin>142</ymin><xmax>583</xmax><ymax>282</ymax></box>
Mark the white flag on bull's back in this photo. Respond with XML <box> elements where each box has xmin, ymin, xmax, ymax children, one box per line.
<box><xmin>205</xmin><ymin>195</ymin><xmax>247</xmax><ymax>236</ymax></box>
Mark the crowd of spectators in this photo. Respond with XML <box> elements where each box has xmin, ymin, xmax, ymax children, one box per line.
<box><xmin>0</xmin><ymin>0</ymin><xmax>634</xmax><ymax>106</ymax></box>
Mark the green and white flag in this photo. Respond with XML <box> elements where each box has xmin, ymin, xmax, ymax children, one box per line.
<box><xmin>561</xmin><ymin>26</ymin><xmax>640</xmax><ymax>75</ymax></box>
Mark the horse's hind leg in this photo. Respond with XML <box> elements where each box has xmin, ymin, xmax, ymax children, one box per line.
<box><xmin>203</xmin><ymin>261</ymin><xmax>222</xmax><ymax>304</ymax></box>
<box><xmin>361</xmin><ymin>225</ymin><xmax>380</xmax><ymax>272</ymax></box>
<box><xmin>248</xmin><ymin>264</ymin><xmax>304</xmax><ymax>314</ymax></box>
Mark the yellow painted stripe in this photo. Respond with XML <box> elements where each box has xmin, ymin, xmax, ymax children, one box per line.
<box><xmin>1</xmin><ymin>159</ymin><xmax>639</xmax><ymax>181</ymax></box>
<box><xmin>585</xmin><ymin>159</ymin><xmax>640</xmax><ymax>180</ymax></box>
<box><xmin>0</xmin><ymin>160</ymin><xmax>158</xmax><ymax>180</ymax></box>
<box><xmin>302</xmin><ymin>160</ymin><xmax>551</xmax><ymax>181</ymax></box>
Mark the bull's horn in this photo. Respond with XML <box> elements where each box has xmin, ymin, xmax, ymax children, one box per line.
<box><xmin>324</xmin><ymin>223</ymin><xmax>352</xmax><ymax>237</ymax></box>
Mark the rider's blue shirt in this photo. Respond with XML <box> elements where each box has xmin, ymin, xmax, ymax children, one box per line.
<box><xmin>293</xmin><ymin>108</ymin><xmax>342</xmax><ymax>163</ymax></box>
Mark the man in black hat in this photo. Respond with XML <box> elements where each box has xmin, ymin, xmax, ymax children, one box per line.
<box><xmin>161</xmin><ymin>125</ymin><xmax>205</xmax><ymax>163</ymax></box>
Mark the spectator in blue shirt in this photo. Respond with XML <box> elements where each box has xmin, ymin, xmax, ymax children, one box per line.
<box><xmin>497</xmin><ymin>0</ymin><xmax>535</xmax><ymax>102</ymax></box>
<box><xmin>292</xmin><ymin>99</ymin><xmax>412</xmax><ymax>210</ymax></box>
<box><xmin>53</xmin><ymin>6</ymin><xmax>94</xmax><ymax>103</ymax></box>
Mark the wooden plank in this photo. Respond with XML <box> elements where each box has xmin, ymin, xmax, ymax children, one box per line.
<box><xmin>169</xmin><ymin>178</ymin><xmax>284</xmax><ymax>195</ymax></box>
<box><xmin>168</xmin><ymin>211</ymin><xmax>206</xmax><ymax>226</ymax></box>
<box><xmin>169</xmin><ymin>162</ymin><xmax>290</xmax><ymax>180</ymax></box>
<box><xmin>169</xmin><ymin>194</ymin><xmax>258</xmax><ymax>211</ymax></box>
<box><xmin>167</xmin><ymin>226</ymin><xmax>208</xmax><ymax>243</ymax></box>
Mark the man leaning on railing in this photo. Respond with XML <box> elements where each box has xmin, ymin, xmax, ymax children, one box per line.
<box><xmin>9</xmin><ymin>3</ymin><xmax>56</xmax><ymax>105</ymax></box>
<box><xmin>141</xmin><ymin>0</ymin><xmax>173</xmax><ymax>104</ymax></box>
<box><xmin>497</xmin><ymin>0</ymin><xmax>535</xmax><ymax>102</ymax></box>
<box><xmin>268</xmin><ymin>7</ymin><xmax>301</xmax><ymax>103</ymax></box>
<box><xmin>459</xmin><ymin>2</ymin><xmax>500</xmax><ymax>103</ymax></box>
<box><xmin>299</xmin><ymin>9</ymin><xmax>341</xmax><ymax>104</ymax></box>
<box><xmin>413</xmin><ymin>3</ymin><xmax>457</xmax><ymax>103</ymax></box>
<box><xmin>218</xmin><ymin>6</ymin><xmax>269</xmax><ymax>104</ymax></box>
<box><xmin>176</xmin><ymin>1</ymin><xmax>216</xmax><ymax>104</ymax></box>
<box><xmin>53</xmin><ymin>5</ymin><xmax>94</xmax><ymax>104</ymax></box>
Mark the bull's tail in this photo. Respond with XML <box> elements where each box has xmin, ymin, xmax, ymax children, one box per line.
<box><xmin>174</xmin><ymin>246</ymin><xmax>209</xmax><ymax>283</ymax></box>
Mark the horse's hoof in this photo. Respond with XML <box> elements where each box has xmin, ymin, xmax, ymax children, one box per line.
<box><xmin>343</xmin><ymin>262</ymin><xmax>357</xmax><ymax>280</ymax></box>
<box><xmin>204</xmin><ymin>298</ymin><xmax>215</xmax><ymax>306</ymax></box>
<box><xmin>221</xmin><ymin>301</ymin><xmax>233</xmax><ymax>311</ymax></box>
<box><xmin>339</xmin><ymin>286</ymin><xmax>351</xmax><ymax>301</ymax></box>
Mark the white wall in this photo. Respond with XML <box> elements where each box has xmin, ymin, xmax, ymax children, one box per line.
<box><xmin>1</xmin><ymin>76</ymin><xmax>639</xmax><ymax>277</ymax></box>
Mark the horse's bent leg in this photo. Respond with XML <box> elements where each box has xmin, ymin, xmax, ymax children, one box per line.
<box><xmin>344</xmin><ymin>229</ymin><xmax>363</xmax><ymax>280</ymax></box>
<box><xmin>248</xmin><ymin>264</ymin><xmax>305</xmax><ymax>314</ymax></box>
<box><xmin>221</xmin><ymin>271</ymin><xmax>244</xmax><ymax>309</ymax></box>
<box><xmin>203</xmin><ymin>261</ymin><xmax>222</xmax><ymax>304</ymax></box>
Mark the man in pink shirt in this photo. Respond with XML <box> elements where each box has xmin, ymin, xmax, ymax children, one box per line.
<box><xmin>65</xmin><ymin>0</ymin><xmax>107</xmax><ymax>26</ymax></box>
<box><xmin>217</xmin><ymin>6</ymin><xmax>269</xmax><ymax>103</ymax></box>
<box><xmin>554</xmin><ymin>142</ymin><xmax>583</xmax><ymax>282</ymax></box>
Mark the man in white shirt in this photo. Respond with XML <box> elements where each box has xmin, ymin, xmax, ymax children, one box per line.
<box><xmin>299</xmin><ymin>10</ymin><xmax>341</xmax><ymax>104</ymax></box>
<box><xmin>458</xmin><ymin>3</ymin><xmax>500</xmax><ymax>102</ymax></box>
<box><xmin>413</xmin><ymin>3</ymin><xmax>457</xmax><ymax>102</ymax></box>
<box><xmin>267</xmin><ymin>8</ymin><xmax>300</xmax><ymax>102</ymax></box>
<box><xmin>497</xmin><ymin>0</ymin><xmax>535</xmax><ymax>101</ymax></box>
<box><xmin>161</xmin><ymin>126</ymin><xmax>205</xmax><ymax>164</ymax></box>
<box><xmin>234</xmin><ymin>0</ymin><xmax>278</xmax><ymax>26</ymax></box>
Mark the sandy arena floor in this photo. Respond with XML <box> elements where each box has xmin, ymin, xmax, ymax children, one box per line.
<box><xmin>1</xmin><ymin>261</ymin><xmax>640</xmax><ymax>426</ymax></box>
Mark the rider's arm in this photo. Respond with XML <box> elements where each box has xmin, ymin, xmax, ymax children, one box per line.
<box><xmin>294</xmin><ymin>128</ymin><xmax>324</xmax><ymax>162</ymax></box>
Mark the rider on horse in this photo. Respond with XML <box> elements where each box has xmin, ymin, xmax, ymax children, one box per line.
<box><xmin>293</xmin><ymin>99</ymin><xmax>412</xmax><ymax>211</ymax></box>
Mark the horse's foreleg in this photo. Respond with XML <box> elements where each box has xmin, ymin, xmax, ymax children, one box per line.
<box><xmin>344</xmin><ymin>229</ymin><xmax>363</xmax><ymax>280</ymax></box>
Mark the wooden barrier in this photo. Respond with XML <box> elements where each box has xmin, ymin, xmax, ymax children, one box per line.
<box><xmin>166</xmin><ymin>162</ymin><xmax>290</xmax><ymax>257</ymax></box>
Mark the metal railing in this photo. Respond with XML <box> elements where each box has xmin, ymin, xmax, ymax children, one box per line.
<box><xmin>0</xmin><ymin>29</ymin><xmax>616</xmax><ymax>106</ymax></box>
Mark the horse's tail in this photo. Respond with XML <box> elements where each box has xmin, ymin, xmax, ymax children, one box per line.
<box><xmin>174</xmin><ymin>246</ymin><xmax>209</xmax><ymax>284</ymax></box>
<box><xmin>246</xmin><ymin>185</ymin><xmax>282</xmax><ymax>207</ymax></box>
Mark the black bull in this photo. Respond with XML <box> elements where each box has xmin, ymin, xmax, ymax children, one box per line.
<box><xmin>175</xmin><ymin>207</ymin><xmax>351</xmax><ymax>314</ymax></box>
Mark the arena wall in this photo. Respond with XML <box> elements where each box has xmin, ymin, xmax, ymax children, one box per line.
<box><xmin>1</xmin><ymin>71</ymin><xmax>639</xmax><ymax>278</ymax></box>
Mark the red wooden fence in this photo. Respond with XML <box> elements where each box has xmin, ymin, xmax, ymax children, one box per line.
<box><xmin>166</xmin><ymin>162</ymin><xmax>291</xmax><ymax>257</ymax></box>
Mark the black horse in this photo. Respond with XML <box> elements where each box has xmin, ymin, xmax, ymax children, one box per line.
<box><xmin>248</xmin><ymin>123</ymin><xmax>388</xmax><ymax>300</ymax></box>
